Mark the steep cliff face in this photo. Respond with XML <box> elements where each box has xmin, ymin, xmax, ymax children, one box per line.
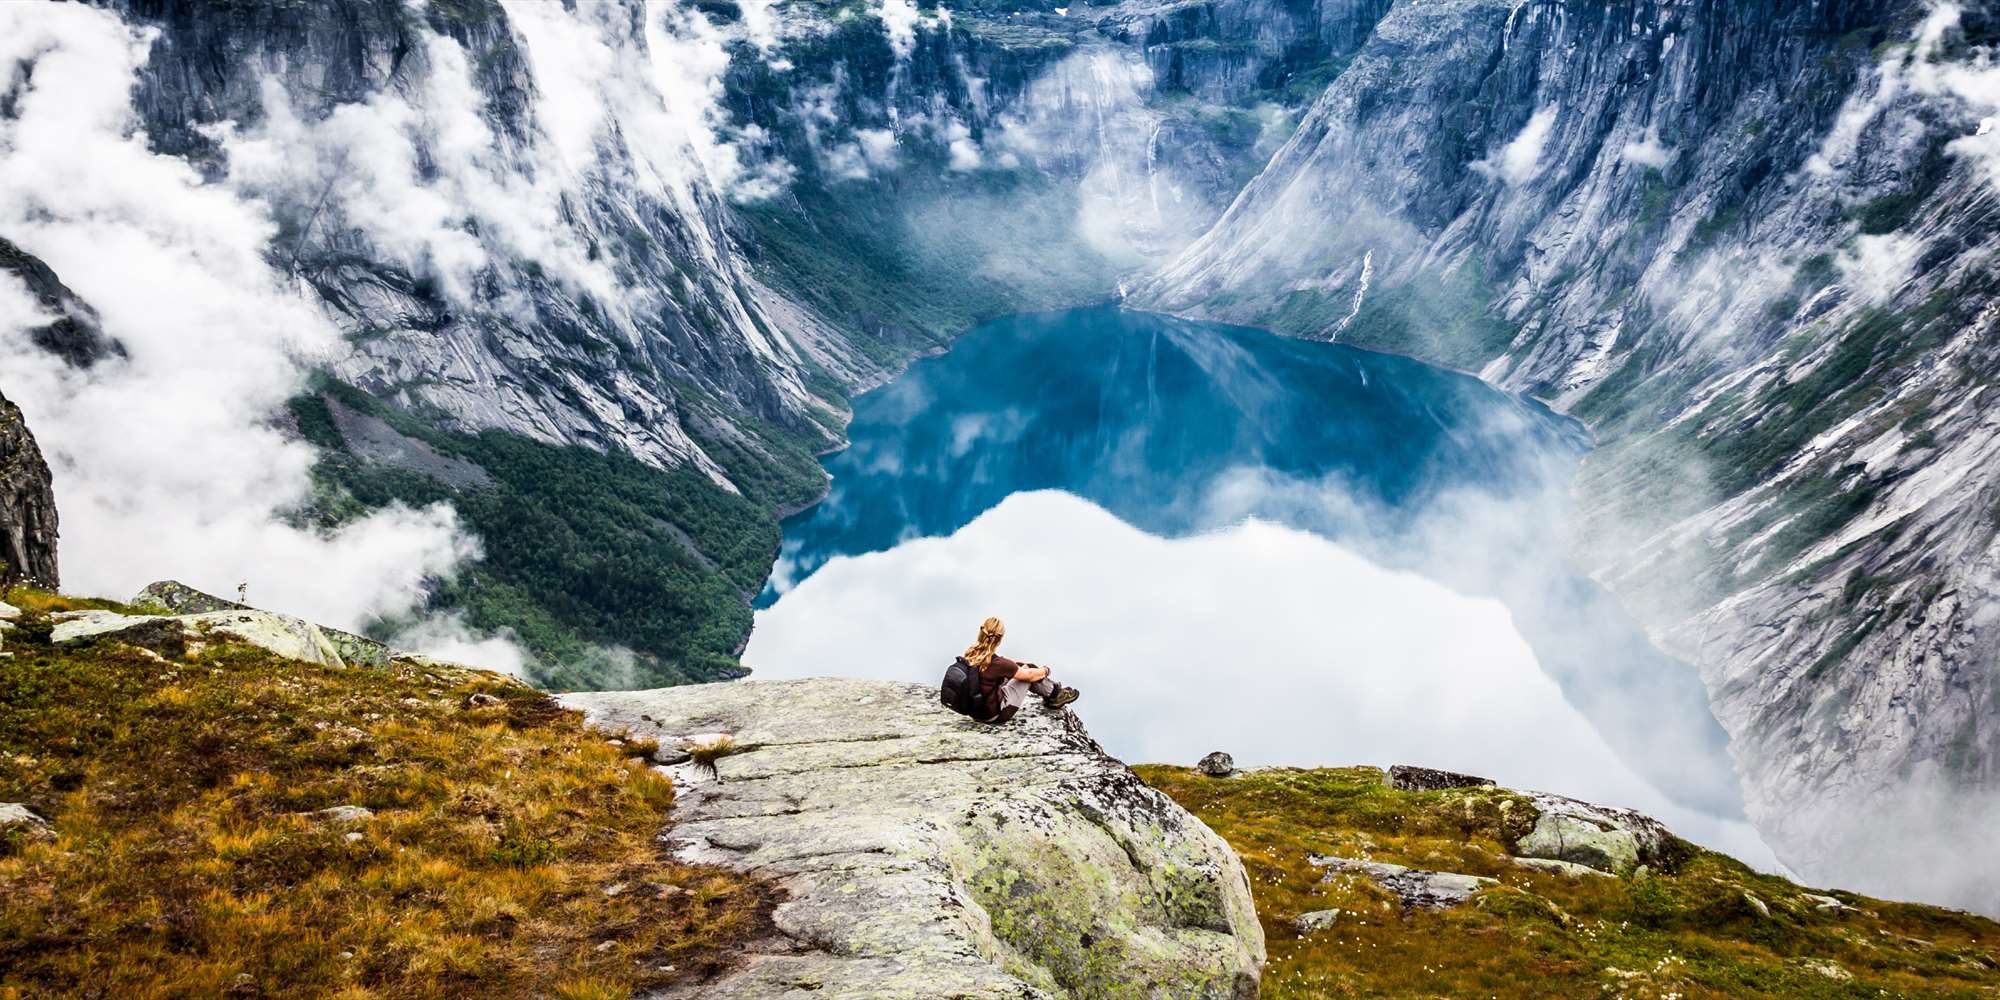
<box><xmin>110</xmin><ymin>0</ymin><xmax>856</xmax><ymax>483</ymax></box>
<box><xmin>0</xmin><ymin>393</ymin><xmax>58</xmax><ymax>590</ymax></box>
<box><xmin>1138</xmin><ymin>0</ymin><xmax>2000</xmax><ymax>908</ymax></box>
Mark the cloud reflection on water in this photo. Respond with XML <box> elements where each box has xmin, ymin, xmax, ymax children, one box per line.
<box><xmin>746</xmin><ymin>490</ymin><xmax>1777</xmax><ymax>865</ymax></box>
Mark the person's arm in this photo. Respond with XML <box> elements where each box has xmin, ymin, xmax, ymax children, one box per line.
<box><xmin>1009</xmin><ymin>658</ymin><xmax>1050</xmax><ymax>683</ymax></box>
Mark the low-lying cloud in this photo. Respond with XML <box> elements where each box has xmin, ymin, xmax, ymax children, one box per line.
<box><xmin>0</xmin><ymin>4</ymin><xmax>509</xmax><ymax>654</ymax></box>
<box><xmin>1474</xmin><ymin>106</ymin><xmax>1558</xmax><ymax>186</ymax></box>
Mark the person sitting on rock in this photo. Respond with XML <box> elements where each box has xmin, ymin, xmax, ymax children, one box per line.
<box><xmin>963</xmin><ymin>616</ymin><xmax>1079</xmax><ymax>723</ymax></box>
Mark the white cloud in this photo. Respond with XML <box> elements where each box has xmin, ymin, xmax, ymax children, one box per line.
<box><xmin>1474</xmin><ymin>106</ymin><xmax>1558</xmax><ymax>186</ymax></box>
<box><xmin>874</xmin><ymin>0</ymin><xmax>922</xmax><ymax>61</ymax></box>
<box><xmin>735</xmin><ymin>0</ymin><xmax>786</xmax><ymax>63</ymax></box>
<box><xmin>1836</xmin><ymin>232</ymin><xmax>1921</xmax><ymax>302</ymax></box>
<box><xmin>944</xmin><ymin>120</ymin><xmax>983</xmax><ymax>171</ymax></box>
<box><xmin>857</xmin><ymin>127</ymin><xmax>901</xmax><ymax>170</ymax></box>
<box><xmin>392</xmin><ymin>611</ymin><xmax>533</xmax><ymax>676</ymax></box>
<box><xmin>1619</xmin><ymin>126</ymin><xmax>1675</xmax><ymax>168</ymax></box>
<box><xmin>0</xmin><ymin>4</ymin><xmax>474</xmax><ymax>629</ymax></box>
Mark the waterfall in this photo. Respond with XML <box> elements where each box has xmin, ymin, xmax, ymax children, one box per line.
<box><xmin>1334</xmin><ymin>249</ymin><xmax>1374</xmax><ymax>338</ymax></box>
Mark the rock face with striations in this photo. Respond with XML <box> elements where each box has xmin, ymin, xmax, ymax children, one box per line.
<box><xmin>0</xmin><ymin>392</ymin><xmax>59</xmax><ymax>590</ymax></box>
<box><xmin>561</xmin><ymin>678</ymin><xmax>1264</xmax><ymax>999</ymax></box>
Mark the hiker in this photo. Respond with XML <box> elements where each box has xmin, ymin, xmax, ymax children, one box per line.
<box><xmin>940</xmin><ymin>616</ymin><xmax>1080</xmax><ymax>723</ymax></box>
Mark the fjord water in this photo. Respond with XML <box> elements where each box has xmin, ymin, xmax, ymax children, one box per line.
<box><xmin>748</xmin><ymin>307</ymin><xmax>1768</xmax><ymax>860</ymax></box>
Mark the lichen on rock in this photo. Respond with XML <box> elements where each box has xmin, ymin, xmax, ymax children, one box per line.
<box><xmin>561</xmin><ymin>678</ymin><xmax>1264</xmax><ymax>999</ymax></box>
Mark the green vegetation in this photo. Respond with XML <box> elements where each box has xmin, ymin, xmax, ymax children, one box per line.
<box><xmin>0</xmin><ymin>589</ymin><xmax>771</xmax><ymax>998</ymax></box>
<box><xmin>739</xmin><ymin>172</ymin><xmax>1122</xmax><ymax>357</ymax></box>
<box><xmin>1139</xmin><ymin>765</ymin><xmax>2000</xmax><ymax>999</ymax></box>
<box><xmin>293</xmin><ymin>381</ymin><xmax>802</xmax><ymax>690</ymax></box>
<box><xmin>1262</xmin><ymin>259</ymin><xmax>1519</xmax><ymax>372</ymax></box>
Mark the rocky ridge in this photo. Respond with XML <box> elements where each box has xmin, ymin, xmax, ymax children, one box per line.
<box><xmin>561</xmin><ymin>679</ymin><xmax>1265</xmax><ymax>999</ymax></box>
<box><xmin>0</xmin><ymin>391</ymin><xmax>58</xmax><ymax>590</ymax></box>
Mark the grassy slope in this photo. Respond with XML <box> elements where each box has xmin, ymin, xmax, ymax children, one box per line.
<box><xmin>0</xmin><ymin>590</ymin><xmax>772</xmax><ymax>999</ymax></box>
<box><xmin>1138</xmin><ymin>765</ymin><xmax>2000</xmax><ymax>1000</ymax></box>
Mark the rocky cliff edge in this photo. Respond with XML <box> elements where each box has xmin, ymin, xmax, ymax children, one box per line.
<box><xmin>561</xmin><ymin>679</ymin><xmax>1266</xmax><ymax>999</ymax></box>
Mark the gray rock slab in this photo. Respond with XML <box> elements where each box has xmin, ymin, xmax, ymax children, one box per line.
<box><xmin>0</xmin><ymin>802</ymin><xmax>51</xmax><ymax>834</ymax></box>
<box><xmin>562</xmin><ymin>678</ymin><xmax>1263</xmax><ymax>1000</ymax></box>
<box><xmin>51</xmin><ymin>609</ymin><xmax>348</xmax><ymax>666</ymax></box>
<box><xmin>1309</xmin><ymin>855</ymin><xmax>1497</xmax><ymax>909</ymax></box>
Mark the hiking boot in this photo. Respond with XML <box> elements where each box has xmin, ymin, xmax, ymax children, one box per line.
<box><xmin>1043</xmin><ymin>684</ymin><xmax>1081</xmax><ymax>709</ymax></box>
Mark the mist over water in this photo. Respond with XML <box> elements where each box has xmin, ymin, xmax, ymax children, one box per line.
<box><xmin>748</xmin><ymin>307</ymin><xmax>1767</xmax><ymax>860</ymax></box>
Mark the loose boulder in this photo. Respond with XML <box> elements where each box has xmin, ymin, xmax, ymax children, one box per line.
<box><xmin>1198</xmin><ymin>751</ymin><xmax>1237</xmax><ymax>778</ymax></box>
<box><xmin>1514</xmin><ymin>793</ymin><xmax>1675</xmax><ymax>875</ymax></box>
<box><xmin>562</xmin><ymin>678</ymin><xmax>1265</xmax><ymax>999</ymax></box>
<box><xmin>0</xmin><ymin>802</ymin><xmax>52</xmax><ymax>838</ymax></box>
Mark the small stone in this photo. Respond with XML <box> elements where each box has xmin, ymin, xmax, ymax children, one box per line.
<box><xmin>595</xmin><ymin>940</ymin><xmax>617</xmax><ymax>953</ymax></box>
<box><xmin>344</xmin><ymin>832</ymin><xmax>365</xmax><ymax>843</ymax></box>
<box><xmin>1803</xmin><ymin>892</ymin><xmax>1854</xmax><ymax>915</ymax></box>
<box><xmin>0</xmin><ymin>601</ymin><xmax>19</xmax><ymax>620</ymax></box>
<box><xmin>1743</xmin><ymin>892</ymin><xmax>1771</xmax><ymax>918</ymax></box>
<box><xmin>463</xmin><ymin>693</ymin><xmax>502</xmax><ymax>708</ymax></box>
<box><xmin>1293</xmin><ymin>908</ymin><xmax>1341</xmax><ymax>934</ymax></box>
<box><xmin>1793</xmin><ymin>958</ymin><xmax>1852</xmax><ymax>980</ymax></box>
<box><xmin>1196</xmin><ymin>751</ymin><xmax>1236</xmax><ymax>778</ymax></box>
<box><xmin>339</xmin><ymin>952</ymin><xmax>353</xmax><ymax>960</ymax></box>
<box><xmin>604</xmin><ymin>882</ymin><xmax>629</xmax><ymax>897</ymax></box>
<box><xmin>306</xmin><ymin>805</ymin><xmax>374</xmax><ymax>824</ymax></box>
<box><xmin>0</xmin><ymin>802</ymin><xmax>53</xmax><ymax>839</ymax></box>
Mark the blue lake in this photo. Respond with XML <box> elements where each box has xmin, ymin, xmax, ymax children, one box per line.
<box><xmin>748</xmin><ymin>307</ymin><xmax>1766</xmax><ymax>860</ymax></box>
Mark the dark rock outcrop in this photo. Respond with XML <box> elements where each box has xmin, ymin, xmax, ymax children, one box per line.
<box><xmin>0</xmin><ymin>236</ymin><xmax>120</xmax><ymax>369</ymax></box>
<box><xmin>0</xmin><ymin>393</ymin><xmax>59</xmax><ymax>589</ymax></box>
<box><xmin>1387</xmin><ymin>764</ymin><xmax>1496</xmax><ymax>793</ymax></box>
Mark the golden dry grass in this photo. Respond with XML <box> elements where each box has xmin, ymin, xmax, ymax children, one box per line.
<box><xmin>0</xmin><ymin>591</ymin><xmax>773</xmax><ymax>999</ymax></box>
<box><xmin>1137</xmin><ymin>765</ymin><xmax>2000</xmax><ymax>1000</ymax></box>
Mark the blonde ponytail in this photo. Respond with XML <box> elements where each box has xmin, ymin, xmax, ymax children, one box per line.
<box><xmin>962</xmin><ymin>616</ymin><xmax>1005</xmax><ymax>669</ymax></box>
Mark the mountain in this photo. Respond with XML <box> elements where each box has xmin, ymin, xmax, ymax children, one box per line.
<box><xmin>1135</xmin><ymin>0</ymin><xmax>2000</xmax><ymax>911</ymax></box>
<box><xmin>3</xmin><ymin>0</ymin><xmax>1995</xmax><ymax>910</ymax></box>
